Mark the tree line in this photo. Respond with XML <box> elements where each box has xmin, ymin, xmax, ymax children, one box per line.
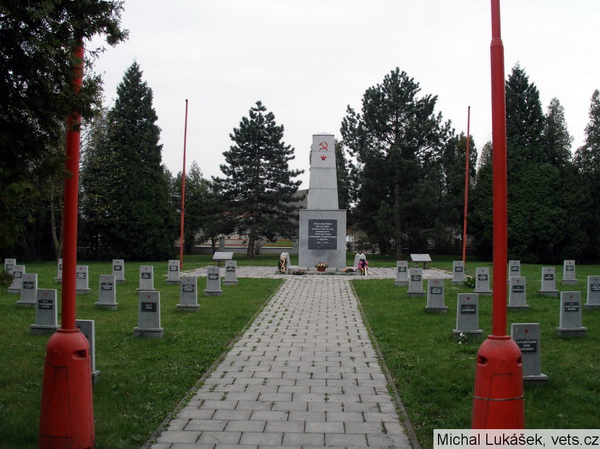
<box><xmin>3</xmin><ymin>2</ymin><xmax>600</xmax><ymax>263</ymax></box>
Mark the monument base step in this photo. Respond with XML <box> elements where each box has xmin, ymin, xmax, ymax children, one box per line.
<box><xmin>133</xmin><ymin>327</ymin><xmax>164</xmax><ymax>338</ymax></box>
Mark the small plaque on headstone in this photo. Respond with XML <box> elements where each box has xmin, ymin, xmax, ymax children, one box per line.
<box><xmin>452</xmin><ymin>261</ymin><xmax>465</xmax><ymax>284</ymax></box>
<box><xmin>55</xmin><ymin>258</ymin><xmax>62</xmax><ymax>283</ymax></box>
<box><xmin>474</xmin><ymin>267</ymin><xmax>492</xmax><ymax>295</ymax></box>
<box><xmin>30</xmin><ymin>289</ymin><xmax>60</xmax><ymax>335</ymax></box>
<box><xmin>76</xmin><ymin>265</ymin><xmax>92</xmax><ymax>294</ymax></box>
<box><xmin>511</xmin><ymin>323</ymin><xmax>548</xmax><ymax>383</ymax></box>
<box><xmin>7</xmin><ymin>264</ymin><xmax>25</xmax><ymax>294</ymax></box>
<box><xmin>76</xmin><ymin>319</ymin><xmax>100</xmax><ymax>383</ymax></box>
<box><xmin>133</xmin><ymin>291</ymin><xmax>163</xmax><ymax>338</ymax></box>
<box><xmin>138</xmin><ymin>265</ymin><xmax>155</xmax><ymax>291</ymax></box>
<box><xmin>223</xmin><ymin>260</ymin><xmax>238</xmax><ymax>286</ymax></box>
<box><xmin>453</xmin><ymin>293</ymin><xmax>483</xmax><ymax>338</ymax></box>
<box><xmin>562</xmin><ymin>260</ymin><xmax>578</xmax><ymax>285</ymax></box>
<box><xmin>112</xmin><ymin>259</ymin><xmax>126</xmax><ymax>284</ymax></box>
<box><xmin>557</xmin><ymin>291</ymin><xmax>587</xmax><ymax>337</ymax></box>
<box><xmin>407</xmin><ymin>267</ymin><xmax>425</xmax><ymax>296</ymax></box>
<box><xmin>166</xmin><ymin>259</ymin><xmax>180</xmax><ymax>285</ymax></box>
<box><xmin>425</xmin><ymin>278</ymin><xmax>447</xmax><ymax>313</ymax></box>
<box><xmin>585</xmin><ymin>275</ymin><xmax>600</xmax><ymax>309</ymax></box>
<box><xmin>95</xmin><ymin>274</ymin><xmax>118</xmax><ymax>310</ymax></box>
<box><xmin>177</xmin><ymin>276</ymin><xmax>199</xmax><ymax>311</ymax></box>
<box><xmin>508</xmin><ymin>276</ymin><xmax>529</xmax><ymax>310</ymax></box>
<box><xmin>394</xmin><ymin>261</ymin><xmax>409</xmax><ymax>287</ymax></box>
<box><xmin>539</xmin><ymin>267</ymin><xmax>558</xmax><ymax>296</ymax></box>
<box><xmin>204</xmin><ymin>266</ymin><xmax>222</xmax><ymax>296</ymax></box>
<box><xmin>17</xmin><ymin>273</ymin><xmax>38</xmax><ymax>307</ymax></box>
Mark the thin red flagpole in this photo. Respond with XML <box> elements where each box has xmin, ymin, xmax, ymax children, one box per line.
<box><xmin>179</xmin><ymin>99</ymin><xmax>188</xmax><ymax>270</ymax></box>
<box><xmin>462</xmin><ymin>106</ymin><xmax>471</xmax><ymax>263</ymax></box>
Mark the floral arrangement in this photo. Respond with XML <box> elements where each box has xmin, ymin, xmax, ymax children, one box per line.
<box><xmin>358</xmin><ymin>259</ymin><xmax>369</xmax><ymax>269</ymax></box>
<box><xmin>315</xmin><ymin>262</ymin><xmax>328</xmax><ymax>269</ymax></box>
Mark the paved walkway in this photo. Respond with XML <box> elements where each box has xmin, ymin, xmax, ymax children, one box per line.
<box><xmin>147</xmin><ymin>269</ymin><xmax>443</xmax><ymax>449</ymax></box>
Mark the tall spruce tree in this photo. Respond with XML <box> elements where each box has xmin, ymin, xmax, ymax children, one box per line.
<box><xmin>216</xmin><ymin>101</ymin><xmax>303</xmax><ymax>258</ymax></box>
<box><xmin>81</xmin><ymin>62</ymin><xmax>175</xmax><ymax>260</ymax></box>
<box><xmin>341</xmin><ymin>68</ymin><xmax>451</xmax><ymax>257</ymax></box>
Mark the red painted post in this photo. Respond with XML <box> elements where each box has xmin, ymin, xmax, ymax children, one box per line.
<box><xmin>471</xmin><ymin>0</ymin><xmax>524</xmax><ymax>428</ymax></box>
<box><xmin>39</xmin><ymin>40</ymin><xmax>95</xmax><ymax>448</ymax></box>
<box><xmin>462</xmin><ymin>106</ymin><xmax>471</xmax><ymax>263</ymax></box>
<box><xmin>179</xmin><ymin>99</ymin><xmax>188</xmax><ymax>270</ymax></box>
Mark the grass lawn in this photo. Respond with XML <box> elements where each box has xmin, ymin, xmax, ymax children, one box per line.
<box><xmin>353</xmin><ymin>262</ymin><xmax>600</xmax><ymax>449</ymax></box>
<box><xmin>0</xmin><ymin>258</ymin><xmax>282</xmax><ymax>449</ymax></box>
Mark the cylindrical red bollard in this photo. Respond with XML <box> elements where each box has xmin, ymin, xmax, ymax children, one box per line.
<box><xmin>472</xmin><ymin>335</ymin><xmax>524</xmax><ymax>428</ymax></box>
<box><xmin>39</xmin><ymin>329</ymin><xmax>94</xmax><ymax>448</ymax></box>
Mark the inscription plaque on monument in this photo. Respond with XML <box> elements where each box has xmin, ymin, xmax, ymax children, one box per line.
<box><xmin>308</xmin><ymin>219</ymin><xmax>337</xmax><ymax>250</ymax></box>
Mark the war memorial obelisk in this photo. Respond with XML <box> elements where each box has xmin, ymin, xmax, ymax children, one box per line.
<box><xmin>298</xmin><ymin>133</ymin><xmax>347</xmax><ymax>270</ymax></box>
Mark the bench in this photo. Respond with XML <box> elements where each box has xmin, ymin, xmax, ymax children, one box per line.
<box><xmin>410</xmin><ymin>253</ymin><xmax>432</xmax><ymax>268</ymax></box>
<box><xmin>212</xmin><ymin>251</ymin><xmax>234</xmax><ymax>266</ymax></box>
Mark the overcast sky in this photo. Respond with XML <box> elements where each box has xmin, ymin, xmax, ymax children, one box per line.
<box><xmin>90</xmin><ymin>0</ymin><xmax>600</xmax><ymax>188</ymax></box>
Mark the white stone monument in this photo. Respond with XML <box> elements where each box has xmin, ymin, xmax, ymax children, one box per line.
<box><xmin>562</xmin><ymin>260</ymin><xmax>578</xmax><ymax>285</ymax></box>
<box><xmin>508</xmin><ymin>276</ymin><xmax>529</xmax><ymax>310</ymax></box>
<box><xmin>223</xmin><ymin>260</ymin><xmax>238</xmax><ymax>286</ymax></box>
<box><xmin>452</xmin><ymin>261</ymin><xmax>465</xmax><ymax>284</ymax></box>
<box><xmin>8</xmin><ymin>264</ymin><xmax>25</xmax><ymax>294</ymax></box>
<box><xmin>425</xmin><ymin>278</ymin><xmax>447</xmax><ymax>313</ymax></box>
<box><xmin>453</xmin><ymin>293</ymin><xmax>483</xmax><ymax>339</ymax></box>
<box><xmin>4</xmin><ymin>258</ymin><xmax>16</xmax><ymax>275</ymax></box>
<box><xmin>177</xmin><ymin>276</ymin><xmax>199</xmax><ymax>311</ymax></box>
<box><xmin>511</xmin><ymin>323</ymin><xmax>548</xmax><ymax>383</ymax></box>
<box><xmin>30</xmin><ymin>289</ymin><xmax>60</xmax><ymax>335</ymax></box>
<box><xmin>394</xmin><ymin>261</ymin><xmax>409</xmax><ymax>286</ymax></box>
<box><xmin>557</xmin><ymin>291</ymin><xmax>586</xmax><ymax>337</ymax></box>
<box><xmin>407</xmin><ymin>267</ymin><xmax>425</xmax><ymax>296</ymax></box>
<box><xmin>204</xmin><ymin>266</ymin><xmax>222</xmax><ymax>296</ymax></box>
<box><xmin>95</xmin><ymin>274</ymin><xmax>118</xmax><ymax>310</ymax></box>
<box><xmin>17</xmin><ymin>273</ymin><xmax>37</xmax><ymax>307</ymax></box>
<box><xmin>133</xmin><ymin>291</ymin><xmax>163</xmax><ymax>338</ymax></box>
<box><xmin>299</xmin><ymin>133</ymin><xmax>347</xmax><ymax>270</ymax></box>
<box><xmin>585</xmin><ymin>275</ymin><xmax>600</xmax><ymax>309</ymax></box>
<box><xmin>474</xmin><ymin>267</ymin><xmax>492</xmax><ymax>296</ymax></box>
<box><xmin>138</xmin><ymin>265</ymin><xmax>155</xmax><ymax>291</ymax></box>
<box><xmin>508</xmin><ymin>260</ymin><xmax>520</xmax><ymax>282</ymax></box>
<box><xmin>76</xmin><ymin>319</ymin><xmax>100</xmax><ymax>383</ymax></box>
<box><xmin>76</xmin><ymin>265</ymin><xmax>91</xmax><ymax>294</ymax></box>
<box><xmin>112</xmin><ymin>259</ymin><xmax>126</xmax><ymax>284</ymax></box>
<box><xmin>166</xmin><ymin>259</ymin><xmax>180</xmax><ymax>285</ymax></box>
<box><xmin>539</xmin><ymin>267</ymin><xmax>558</xmax><ymax>296</ymax></box>
<box><xmin>54</xmin><ymin>258</ymin><xmax>62</xmax><ymax>283</ymax></box>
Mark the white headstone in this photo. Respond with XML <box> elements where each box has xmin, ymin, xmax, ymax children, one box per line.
<box><xmin>452</xmin><ymin>261</ymin><xmax>465</xmax><ymax>284</ymax></box>
<box><xmin>511</xmin><ymin>323</ymin><xmax>548</xmax><ymax>383</ymax></box>
<box><xmin>133</xmin><ymin>291</ymin><xmax>163</xmax><ymax>338</ymax></box>
<box><xmin>138</xmin><ymin>265</ymin><xmax>155</xmax><ymax>291</ymax></box>
<box><xmin>539</xmin><ymin>267</ymin><xmax>558</xmax><ymax>296</ymax></box>
<box><xmin>166</xmin><ymin>259</ymin><xmax>180</xmax><ymax>285</ymax></box>
<box><xmin>425</xmin><ymin>278</ymin><xmax>447</xmax><ymax>313</ymax></box>
<box><xmin>30</xmin><ymin>289</ymin><xmax>59</xmax><ymax>335</ymax></box>
<box><xmin>453</xmin><ymin>293</ymin><xmax>483</xmax><ymax>338</ymax></box>
<box><xmin>55</xmin><ymin>258</ymin><xmax>62</xmax><ymax>283</ymax></box>
<box><xmin>562</xmin><ymin>260</ymin><xmax>578</xmax><ymax>285</ymax></box>
<box><xmin>223</xmin><ymin>260</ymin><xmax>238</xmax><ymax>286</ymax></box>
<box><xmin>95</xmin><ymin>274</ymin><xmax>118</xmax><ymax>310</ymax></box>
<box><xmin>76</xmin><ymin>265</ymin><xmax>91</xmax><ymax>294</ymax></box>
<box><xmin>474</xmin><ymin>267</ymin><xmax>492</xmax><ymax>295</ymax></box>
<box><xmin>17</xmin><ymin>273</ymin><xmax>38</xmax><ymax>307</ymax></box>
<box><xmin>76</xmin><ymin>319</ymin><xmax>100</xmax><ymax>382</ymax></box>
<box><xmin>508</xmin><ymin>276</ymin><xmax>529</xmax><ymax>310</ymax></box>
<box><xmin>7</xmin><ymin>264</ymin><xmax>25</xmax><ymax>294</ymax></box>
<box><xmin>112</xmin><ymin>259</ymin><xmax>126</xmax><ymax>284</ymax></box>
<box><xmin>4</xmin><ymin>258</ymin><xmax>16</xmax><ymax>275</ymax></box>
<box><xmin>585</xmin><ymin>275</ymin><xmax>600</xmax><ymax>309</ymax></box>
<box><xmin>177</xmin><ymin>276</ymin><xmax>199</xmax><ymax>311</ymax></box>
<box><xmin>407</xmin><ymin>267</ymin><xmax>425</xmax><ymax>296</ymax></box>
<box><xmin>508</xmin><ymin>260</ymin><xmax>521</xmax><ymax>282</ymax></box>
<box><xmin>394</xmin><ymin>261</ymin><xmax>409</xmax><ymax>286</ymax></box>
<box><xmin>204</xmin><ymin>266</ymin><xmax>222</xmax><ymax>296</ymax></box>
<box><xmin>557</xmin><ymin>291</ymin><xmax>587</xmax><ymax>337</ymax></box>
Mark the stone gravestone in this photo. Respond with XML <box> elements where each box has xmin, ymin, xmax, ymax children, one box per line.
<box><xmin>76</xmin><ymin>319</ymin><xmax>100</xmax><ymax>383</ymax></box>
<box><xmin>452</xmin><ymin>261</ymin><xmax>465</xmax><ymax>284</ymax></box>
<box><xmin>76</xmin><ymin>265</ymin><xmax>92</xmax><ymax>294</ymax></box>
<box><xmin>17</xmin><ymin>273</ymin><xmax>38</xmax><ymax>307</ymax></box>
<box><xmin>562</xmin><ymin>260</ymin><xmax>578</xmax><ymax>285</ymax></box>
<box><xmin>394</xmin><ymin>261</ymin><xmax>409</xmax><ymax>287</ymax></box>
<box><xmin>407</xmin><ymin>267</ymin><xmax>425</xmax><ymax>296</ymax></box>
<box><xmin>539</xmin><ymin>267</ymin><xmax>558</xmax><ymax>296</ymax></box>
<box><xmin>95</xmin><ymin>274</ymin><xmax>118</xmax><ymax>310</ymax></box>
<box><xmin>453</xmin><ymin>293</ymin><xmax>483</xmax><ymax>339</ymax></box>
<box><xmin>30</xmin><ymin>289</ymin><xmax>60</xmax><ymax>335</ymax></box>
<box><xmin>511</xmin><ymin>323</ymin><xmax>548</xmax><ymax>383</ymax></box>
<box><xmin>425</xmin><ymin>278</ymin><xmax>447</xmax><ymax>313</ymax></box>
<box><xmin>223</xmin><ymin>260</ymin><xmax>238</xmax><ymax>286</ymax></box>
<box><xmin>177</xmin><ymin>276</ymin><xmax>199</xmax><ymax>311</ymax></box>
<box><xmin>166</xmin><ymin>259</ymin><xmax>180</xmax><ymax>285</ymax></box>
<box><xmin>4</xmin><ymin>258</ymin><xmax>16</xmax><ymax>275</ymax></box>
<box><xmin>508</xmin><ymin>260</ymin><xmax>521</xmax><ymax>283</ymax></box>
<box><xmin>112</xmin><ymin>259</ymin><xmax>126</xmax><ymax>284</ymax></box>
<box><xmin>204</xmin><ymin>266</ymin><xmax>222</xmax><ymax>296</ymax></box>
<box><xmin>557</xmin><ymin>291</ymin><xmax>587</xmax><ymax>337</ymax></box>
<box><xmin>138</xmin><ymin>265</ymin><xmax>155</xmax><ymax>291</ymax></box>
<box><xmin>508</xmin><ymin>276</ymin><xmax>529</xmax><ymax>310</ymax></box>
<box><xmin>8</xmin><ymin>264</ymin><xmax>25</xmax><ymax>294</ymax></box>
<box><xmin>474</xmin><ymin>267</ymin><xmax>492</xmax><ymax>296</ymax></box>
<box><xmin>585</xmin><ymin>275</ymin><xmax>600</xmax><ymax>310</ymax></box>
<box><xmin>299</xmin><ymin>133</ymin><xmax>347</xmax><ymax>270</ymax></box>
<box><xmin>133</xmin><ymin>291</ymin><xmax>163</xmax><ymax>338</ymax></box>
<box><xmin>55</xmin><ymin>258</ymin><xmax>62</xmax><ymax>283</ymax></box>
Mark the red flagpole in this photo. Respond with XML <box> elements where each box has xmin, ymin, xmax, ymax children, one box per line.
<box><xmin>462</xmin><ymin>106</ymin><xmax>471</xmax><ymax>263</ymax></box>
<box><xmin>179</xmin><ymin>99</ymin><xmax>188</xmax><ymax>270</ymax></box>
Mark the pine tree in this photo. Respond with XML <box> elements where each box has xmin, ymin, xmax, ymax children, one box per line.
<box><xmin>216</xmin><ymin>101</ymin><xmax>303</xmax><ymax>258</ymax></box>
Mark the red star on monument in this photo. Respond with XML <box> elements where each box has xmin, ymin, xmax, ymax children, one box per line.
<box><xmin>320</xmin><ymin>155</ymin><xmax>327</xmax><ymax>161</ymax></box>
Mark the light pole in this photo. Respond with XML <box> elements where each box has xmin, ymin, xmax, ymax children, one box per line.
<box><xmin>179</xmin><ymin>99</ymin><xmax>189</xmax><ymax>270</ymax></box>
<box><xmin>462</xmin><ymin>106</ymin><xmax>471</xmax><ymax>263</ymax></box>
